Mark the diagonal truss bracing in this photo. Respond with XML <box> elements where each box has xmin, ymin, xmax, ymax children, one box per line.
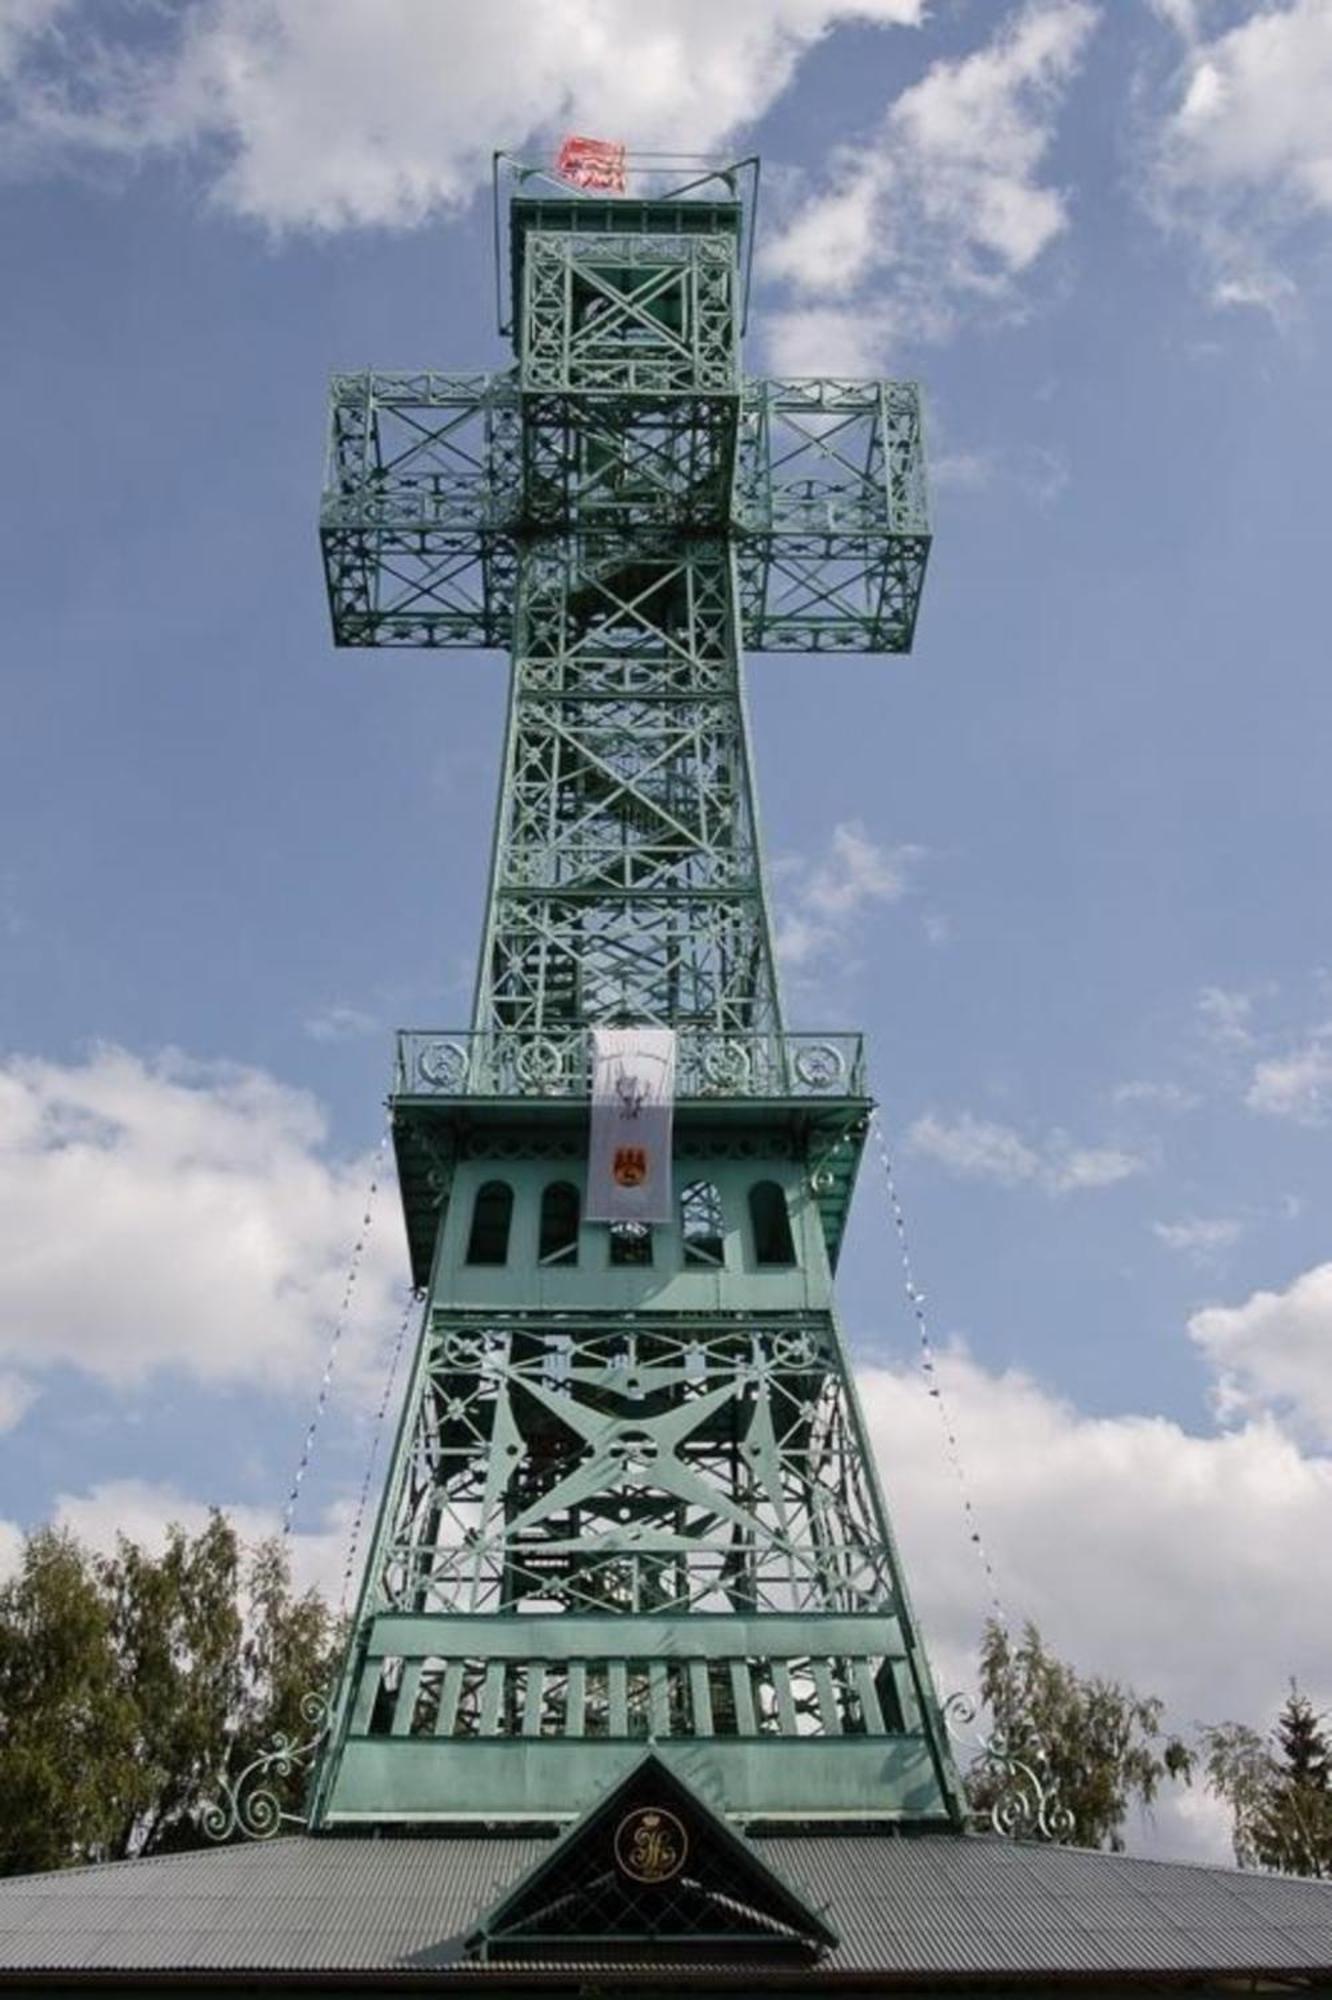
<box><xmin>380</xmin><ymin>1314</ymin><xmax>894</xmax><ymax>1619</ymax></box>
<box><xmin>474</xmin><ymin>543</ymin><xmax>780</xmax><ymax>1037</ymax></box>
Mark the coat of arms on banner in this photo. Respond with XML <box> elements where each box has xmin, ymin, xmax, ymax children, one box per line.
<box><xmin>612</xmin><ymin>1146</ymin><xmax>648</xmax><ymax>1188</ymax></box>
<box><xmin>586</xmin><ymin>1027</ymin><xmax>677</xmax><ymax>1224</ymax></box>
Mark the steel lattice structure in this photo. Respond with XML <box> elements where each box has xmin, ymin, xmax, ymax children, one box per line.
<box><xmin>311</xmin><ymin>156</ymin><xmax>961</xmax><ymax>1832</ymax></box>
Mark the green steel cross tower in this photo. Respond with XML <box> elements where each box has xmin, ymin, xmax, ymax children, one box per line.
<box><xmin>311</xmin><ymin>153</ymin><xmax>963</xmax><ymax>1833</ymax></box>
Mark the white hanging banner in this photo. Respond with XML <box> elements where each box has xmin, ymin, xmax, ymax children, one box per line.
<box><xmin>586</xmin><ymin>1026</ymin><xmax>677</xmax><ymax>1224</ymax></box>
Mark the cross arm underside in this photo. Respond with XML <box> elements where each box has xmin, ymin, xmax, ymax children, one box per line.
<box><xmin>319</xmin><ymin>371</ymin><xmax>931</xmax><ymax>654</ymax></box>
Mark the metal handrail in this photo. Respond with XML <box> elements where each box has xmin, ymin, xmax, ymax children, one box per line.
<box><xmin>394</xmin><ymin>1028</ymin><xmax>865</xmax><ymax>1101</ymax></box>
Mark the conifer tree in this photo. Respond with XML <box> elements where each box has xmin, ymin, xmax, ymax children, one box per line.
<box><xmin>1204</xmin><ymin>1685</ymin><xmax>1332</xmax><ymax>1877</ymax></box>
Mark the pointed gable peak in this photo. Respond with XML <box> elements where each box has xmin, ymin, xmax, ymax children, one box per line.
<box><xmin>469</xmin><ymin>1752</ymin><xmax>837</xmax><ymax>1962</ymax></box>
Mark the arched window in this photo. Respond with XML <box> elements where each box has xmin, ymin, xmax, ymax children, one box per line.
<box><xmin>749</xmin><ymin>1181</ymin><xmax>795</xmax><ymax>1267</ymax></box>
<box><xmin>539</xmin><ymin>1181</ymin><xmax>580</xmax><ymax>1266</ymax></box>
<box><xmin>609</xmin><ymin>1221</ymin><xmax>653</xmax><ymax>1268</ymax></box>
<box><xmin>680</xmin><ymin>1180</ymin><xmax>724</xmax><ymax>1268</ymax></box>
<box><xmin>466</xmin><ymin>1180</ymin><xmax>513</xmax><ymax>1266</ymax></box>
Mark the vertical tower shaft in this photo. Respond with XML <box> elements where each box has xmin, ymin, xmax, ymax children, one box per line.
<box><xmin>313</xmin><ymin>158</ymin><xmax>959</xmax><ymax>1832</ymax></box>
<box><xmin>476</xmin><ymin>545</ymin><xmax>780</xmax><ymax>1043</ymax></box>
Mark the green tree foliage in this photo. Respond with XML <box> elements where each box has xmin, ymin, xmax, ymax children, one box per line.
<box><xmin>0</xmin><ymin>1530</ymin><xmax>140</xmax><ymax>1873</ymax></box>
<box><xmin>1203</xmin><ymin>1685</ymin><xmax>1332</xmax><ymax>1877</ymax></box>
<box><xmin>0</xmin><ymin>1514</ymin><xmax>343</xmax><ymax>1874</ymax></box>
<box><xmin>966</xmin><ymin>1619</ymin><xmax>1192</xmax><ymax>1851</ymax></box>
<box><xmin>100</xmin><ymin>1513</ymin><xmax>246</xmax><ymax>1859</ymax></box>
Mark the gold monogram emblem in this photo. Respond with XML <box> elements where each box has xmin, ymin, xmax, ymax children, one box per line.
<box><xmin>614</xmin><ymin>1805</ymin><xmax>687</xmax><ymax>1883</ymax></box>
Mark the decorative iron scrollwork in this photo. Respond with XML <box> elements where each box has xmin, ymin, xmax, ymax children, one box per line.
<box><xmin>198</xmin><ymin>1691</ymin><xmax>330</xmax><ymax>1844</ymax></box>
<box><xmin>418</xmin><ymin>1038</ymin><xmax>468</xmax><ymax>1090</ymax></box>
<box><xmin>944</xmin><ymin>1691</ymin><xmax>1076</xmax><ymax>1843</ymax></box>
<box><xmin>794</xmin><ymin>1042</ymin><xmax>845</xmax><ymax>1090</ymax></box>
<box><xmin>701</xmin><ymin>1040</ymin><xmax>751</xmax><ymax>1092</ymax></box>
<box><xmin>516</xmin><ymin>1036</ymin><xmax>565</xmax><ymax>1088</ymax></box>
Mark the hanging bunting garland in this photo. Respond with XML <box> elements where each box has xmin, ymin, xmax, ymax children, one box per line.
<box><xmin>869</xmin><ymin>1106</ymin><xmax>1008</xmax><ymax>1633</ymax></box>
<box><xmin>338</xmin><ymin>1284</ymin><xmax>421</xmax><ymax>1615</ymax></box>
<box><xmin>282</xmin><ymin>1120</ymin><xmax>391</xmax><ymax>1539</ymax></box>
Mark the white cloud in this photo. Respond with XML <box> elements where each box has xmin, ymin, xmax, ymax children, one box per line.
<box><xmin>906</xmin><ymin>1110</ymin><xmax>1042</xmax><ymax>1187</ymax></box>
<box><xmin>1152</xmin><ymin>1215</ymin><xmax>1243</xmax><ymax>1261</ymax></box>
<box><xmin>900</xmin><ymin>436</ymin><xmax>1071</xmax><ymax>517</ymax></box>
<box><xmin>1190</xmin><ymin>984</ymin><xmax>1332</xmax><ymax>1122</ymax></box>
<box><xmin>1113</xmin><ymin>1078</ymin><xmax>1200</xmax><ymax>1112</ymax></box>
<box><xmin>0</xmin><ymin>1516</ymin><xmax>21</xmax><ymax>1582</ymax></box>
<box><xmin>1196</xmin><ymin>982</ymin><xmax>1256</xmax><ymax>1048</ymax></box>
<box><xmin>1189</xmin><ymin>1260</ymin><xmax>1332</xmax><ymax>1445</ymax></box>
<box><xmin>930</xmin><ymin>449</ymin><xmax>996</xmax><ymax>492</ymax></box>
<box><xmin>763</xmin><ymin>302</ymin><xmax>901</xmax><ymax>379</ymax></box>
<box><xmin>775</xmin><ymin>821</ymin><xmax>923</xmax><ymax>973</ymax></box>
<box><xmin>0</xmin><ymin>1046</ymin><xmax>402</xmax><ymax>1398</ymax></box>
<box><xmin>906</xmin><ymin>1109</ymin><xmax>1146</xmax><ymax>1196</ymax></box>
<box><xmin>1045</xmin><ymin>1142</ymin><xmax>1144</xmax><ymax>1194</ymax></box>
<box><xmin>804</xmin><ymin>821</ymin><xmax>920</xmax><ymax>915</ymax></box>
<box><xmin>1014</xmin><ymin>441</ymin><xmax>1070</xmax><ymax>507</ymax></box>
<box><xmin>1147</xmin><ymin>0</ymin><xmax>1332</xmax><ymax>312</ymax></box>
<box><xmin>0</xmin><ymin>1369</ymin><xmax>36</xmax><ymax>1431</ymax></box>
<box><xmin>0</xmin><ymin>1476</ymin><xmax>355</xmax><ymax>1600</ymax></box>
<box><xmin>47</xmin><ymin>1476</ymin><xmax>352</xmax><ymax>1602</ymax></box>
<box><xmin>772</xmin><ymin>910</ymin><xmax>829</xmax><ymax>973</ymax></box>
<box><xmin>860</xmin><ymin>1346</ymin><xmax>1332</xmax><ymax>1861</ymax></box>
<box><xmin>0</xmin><ymin>0</ymin><xmax>923</xmax><ymax>229</ymax></box>
<box><xmin>304</xmin><ymin>1003</ymin><xmax>379</xmax><ymax>1045</ymax></box>
<box><xmin>1244</xmin><ymin>1025</ymin><xmax>1332</xmax><ymax>1125</ymax></box>
<box><xmin>0</xmin><ymin>0</ymin><xmax>66</xmax><ymax>77</ymax></box>
<box><xmin>1145</xmin><ymin>0</ymin><xmax>1211</xmax><ymax>37</ymax></box>
<box><xmin>764</xmin><ymin>0</ymin><xmax>1098</xmax><ymax>366</ymax></box>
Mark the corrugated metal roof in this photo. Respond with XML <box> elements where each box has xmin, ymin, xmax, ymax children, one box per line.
<box><xmin>0</xmin><ymin>1832</ymin><xmax>1330</xmax><ymax>1982</ymax></box>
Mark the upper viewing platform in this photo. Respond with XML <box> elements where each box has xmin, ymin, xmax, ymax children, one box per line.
<box><xmin>389</xmin><ymin>1028</ymin><xmax>873</xmax><ymax>1288</ymax></box>
<box><xmin>320</xmin><ymin>148</ymin><xmax>930</xmax><ymax>657</ymax></box>
<box><xmin>492</xmin><ymin>150</ymin><xmax>762</xmax><ymax>340</ymax></box>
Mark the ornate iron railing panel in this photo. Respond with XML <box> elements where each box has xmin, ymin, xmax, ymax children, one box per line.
<box><xmin>395</xmin><ymin>1028</ymin><xmax>865</xmax><ymax>1101</ymax></box>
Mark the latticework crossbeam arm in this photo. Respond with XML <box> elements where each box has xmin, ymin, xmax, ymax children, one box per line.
<box><xmin>320</xmin><ymin>373</ymin><xmax>930</xmax><ymax>653</ymax></box>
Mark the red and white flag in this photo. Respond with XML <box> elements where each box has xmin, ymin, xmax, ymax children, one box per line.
<box><xmin>555</xmin><ymin>134</ymin><xmax>627</xmax><ymax>193</ymax></box>
<box><xmin>586</xmin><ymin>1027</ymin><xmax>676</xmax><ymax>1224</ymax></box>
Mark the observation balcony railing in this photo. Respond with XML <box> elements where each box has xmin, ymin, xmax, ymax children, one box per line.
<box><xmin>393</xmin><ymin>1028</ymin><xmax>866</xmax><ymax>1103</ymax></box>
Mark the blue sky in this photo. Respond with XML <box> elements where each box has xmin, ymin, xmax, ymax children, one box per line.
<box><xmin>2</xmin><ymin>0</ymin><xmax>1331</xmax><ymax>1861</ymax></box>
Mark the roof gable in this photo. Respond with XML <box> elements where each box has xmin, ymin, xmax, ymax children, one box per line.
<box><xmin>467</xmin><ymin>1753</ymin><xmax>836</xmax><ymax>1961</ymax></box>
